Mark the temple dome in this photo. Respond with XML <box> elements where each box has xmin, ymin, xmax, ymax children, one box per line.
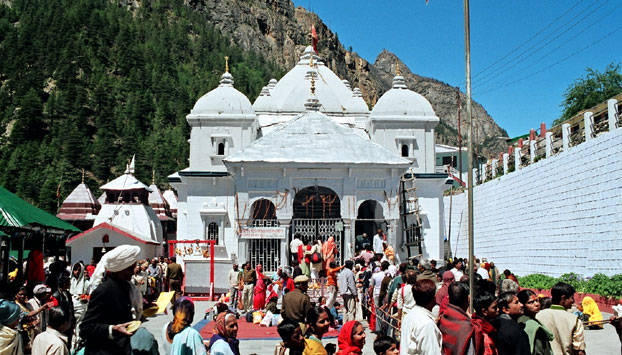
<box><xmin>253</xmin><ymin>46</ymin><xmax>368</xmax><ymax>116</ymax></box>
<box><xmin>187</xmin><ymin>72</ymin><xmax>255</xmax><ymax>121</ymax></box>
<box><xmin>370</xmin><ymin>75</ymin><xmax>438</xmax><ymax>122</ymax></box>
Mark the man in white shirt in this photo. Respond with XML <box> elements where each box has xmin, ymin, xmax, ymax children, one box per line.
<box><xmin>450</xmin><ymin>259</ymin><xmax>464</xmax><ymax>281</ymax></box>
<box><xmin>228</xmin><ymin>264</ymin><xmax>240</xmax><ymax>308</ymax></box>
<box><xmin>373</xmin><ymin>229</ymin><xmax>385</xmax><ymax>258</ymax></box>
<box><xmin>32</xmin><ymin>307</ymin><xmax>71</xmax><ymax>355</ymax></box>
<box><xmin>400</xmin><ymin>279</ymin><xmax>443</xmax><ymax>354</ymax></box>
<box><xmin>289</xmin><ymin>234</ymin><xmax>303</xmax><ymax>264</ymax></box>
<box><xmin>30</xmin><ymin>284</ymin><xmax>52</xmax><ymax>334</ymax></box>
<box><xmin>369</xmin><ymin>261</ymin><xmax>389</xmax><ymax>332</ymax></box>
<box><xmin>475</xmin><ymin>262</ymin><xmax>489</xmax><ymax>280</ymax></box>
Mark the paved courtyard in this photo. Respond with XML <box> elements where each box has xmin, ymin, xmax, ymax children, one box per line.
<box><xmin>141</xmin><ymin>301</ymin><xmax>621</xmax><ymax>355</ymax></box>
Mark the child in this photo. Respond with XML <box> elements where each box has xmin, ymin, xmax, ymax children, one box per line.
<box><xmin>373</xmin><ymin>335</ymin><xmax>399</xmax><ymax>355</ymax></box>
<box><xmin>275</xmin><ymin>319</ymin><xmax>305</xmax><ymax>355</ymax></box>
<box><xmin>330</xmin><ymin>302</ymin><xmax>343</xmax><ymax>326</ymax></box>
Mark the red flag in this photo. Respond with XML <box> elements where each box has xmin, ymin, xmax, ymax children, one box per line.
<box><xmin>311</xmin><ymin>24</ymin><xmax>318</xmax><ymax>53</ymax></box>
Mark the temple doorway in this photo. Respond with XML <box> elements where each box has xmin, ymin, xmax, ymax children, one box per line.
<box><xmin>354</xmin><ymin>200</ymin><xmax>386</xmax><ymax>252</ymax></box>
<box><xmin>290</xmin><ymin>186</ymin><xmax>344</xmax><ymax>263</ymax></box>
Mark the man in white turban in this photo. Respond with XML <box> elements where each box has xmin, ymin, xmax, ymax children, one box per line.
<box><xmin>80</xmin><ymin>245</ymin><xmax>141</xmax><ymax>355</ymax></box>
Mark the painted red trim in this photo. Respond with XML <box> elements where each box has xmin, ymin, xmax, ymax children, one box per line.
<box><xmin>524</xmin><ymin>288</ymin><xmax>618</xmax><ymax>314</ymax></box>
<box><xmin>66</xmin><ymin>222</ymin><xmax>160</xmax><ymax>245</ymax></box>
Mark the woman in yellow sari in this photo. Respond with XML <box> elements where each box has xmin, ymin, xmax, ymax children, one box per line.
<box><xmin>304</xmin><ymin>306</ymin><xmax>331</xmax><ymax>355</ymax></box>
<box><xmin>582</xmin><ymin>296</ymin><xmax>603</xmax><ymax>329</ymax></box>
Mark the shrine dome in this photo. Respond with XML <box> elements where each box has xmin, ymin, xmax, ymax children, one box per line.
<box><xmin>187</xmin><ymin>72</ymin><xmax>255</xmax><ymax>121</ymax></box>
<box><xmin>253</xmin><ymin>46</ymin><xmax>368</xmax><ymax>116</ymax></box>
<box><xmin>370</xmin><ymin>75</ymin><xmax>438</xmax><ymax>123</ymax></box>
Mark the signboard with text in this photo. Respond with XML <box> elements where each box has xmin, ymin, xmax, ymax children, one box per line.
<box><xmin>239</xmin><ymin>226</ymin><xmax>287</xmax><ymax>239</ymax></box>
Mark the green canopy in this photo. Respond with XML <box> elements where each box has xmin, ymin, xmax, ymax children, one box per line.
<box><xmin>0</xmin><ymin>186</ymin><xmax>80</xmax><ymax>233</ymax></box>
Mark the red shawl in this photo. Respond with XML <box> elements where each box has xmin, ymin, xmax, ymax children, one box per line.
<box><xmin>336</xmin><ymin>320</ymin><xmax>363</xmax><ymax>355</ymax></box>
<box><xmin>25</xmin><ymin>249</ymin><xmax>45</xmax><ymax>283</ymax></box>
<box><xmin>439</xmin><ymin>304</ymin><xmax>483</xmax><ymax>355</ymax></box>
<box><xmin>472</xmin><ymin>315</ymin><xmax>498</xmax><ymax>355</ymax></box>
<box><xmin>435</xmin><ymin>271</ymin><xmax>455</xmax><ymax>315</ymax></box>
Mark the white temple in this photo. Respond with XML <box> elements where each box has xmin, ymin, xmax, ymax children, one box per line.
<box><xmin>67</xmin><ymin>165</ymin><xmax>164</xmax><ymax>263</ymax></box>
<box><xmin>169</xmin><ymin>47</ymin><xmax>447</xmax><ymax>290</ymax></box>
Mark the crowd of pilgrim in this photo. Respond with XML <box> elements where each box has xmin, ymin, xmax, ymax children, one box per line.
<box><xmin>0</xmin><ymin>237</ymin><xmax>619</xmax><ymax>355</ymax></box>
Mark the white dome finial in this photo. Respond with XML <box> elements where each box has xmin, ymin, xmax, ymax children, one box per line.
<box><xmin>219</xmin><ymin>72</ymin><xmax>234</xmax><ymax>86</ymax></box>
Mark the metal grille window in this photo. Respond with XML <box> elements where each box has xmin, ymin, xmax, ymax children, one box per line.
<box><xmin>207</xmin><ymin>222</ymin><xmax>219</xmax><ymax>242</ymax></box>
<box><xmin>248</xmin><ymin>239</ymin><xmax>281</xmax><ymax>272</ymax></box>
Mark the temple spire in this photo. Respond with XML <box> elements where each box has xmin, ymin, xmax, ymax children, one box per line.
<box><xmin>224</xmin><ymin>56</ymin><xmax>229</xmax><ymax>73</ymax></box>
<box><xmin>81</xmin><ymin>169</ymin><xmax>85</xmax><ymax>184</ymax></box>
<box><xmin>152</xmin><ymin>169</ymin><xmax>155</xmax><ymax>185</ymax></box>
<box><xmin>396</xmin><ymin>61</ymin><xmax>401</xmax><ymax>76</ymax></box>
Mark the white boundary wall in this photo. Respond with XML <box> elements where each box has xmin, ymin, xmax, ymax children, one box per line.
<box><xmin>445</xmin><ymin>127</ymin><xmax>622</xmax><ymax>277</ymax></box>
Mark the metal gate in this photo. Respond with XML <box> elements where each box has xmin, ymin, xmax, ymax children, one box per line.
<box><xmin>291</xmin><ymin>218</ymin><xmax>344</xmax><ymax>263</ymax></box>
<box><xmin>247</xmin><ymin>238</ymin><xmax>281</xmax><ymax>273</ymax></box>
<box><xmin>246</xmin><ymin>219</ymin><xmax>281</xmax><ymax>272</ymax></box>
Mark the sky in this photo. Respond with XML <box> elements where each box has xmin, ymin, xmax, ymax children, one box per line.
<box><xmin>292</xmin><ymin>0</ymin><xmax>622</xmax><ymax>138</ymax></box>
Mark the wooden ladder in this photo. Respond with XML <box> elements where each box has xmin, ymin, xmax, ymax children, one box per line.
<box><xmin>400</xmin><ymin>169</ymin><xmax>423</xmax><ymax>259</ymax></box>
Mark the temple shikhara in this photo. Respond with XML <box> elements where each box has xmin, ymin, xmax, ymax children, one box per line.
<box><xmin>168</xmin><ymin>46</ymin><xmax>449</xmax><ymax>292</ymax></box>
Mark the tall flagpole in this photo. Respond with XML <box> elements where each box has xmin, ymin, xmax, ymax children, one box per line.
<box><xmin>464</xmin><ymin>0</ymin><xmax>475</xmax><ymax>312</ymax></box>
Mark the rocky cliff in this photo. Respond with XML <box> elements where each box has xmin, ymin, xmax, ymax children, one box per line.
<box><xmin>186</xmin><ymin>0</ymin><xmax>508</xmax><ymax>155</ymax></box>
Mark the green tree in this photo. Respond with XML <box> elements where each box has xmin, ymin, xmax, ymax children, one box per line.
<box><xmin>555</xmin><ymin>63</ymin><xmax>622</xmax><ymax>125</ymax></box>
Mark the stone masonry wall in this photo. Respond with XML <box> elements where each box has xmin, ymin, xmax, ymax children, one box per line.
<box><xmin>444</xmin><ymin>127</ymin><xmax>622</xmax><ymax>277</ymax></box>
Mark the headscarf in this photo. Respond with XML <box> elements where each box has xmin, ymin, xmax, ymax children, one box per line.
<box><xmin>322</xmin><ymin>236</ymin><xmax>337</xmax><ymax>258</ymax></box>
<box><xmin>89</xmin><ymin>245</ymin><xmax>141</xmax><ymax>293</ymax></box>
<box><xmin>70</xmin><ymin>262</ymin><xmax>88</xmax><ymax>296</ymax></box>
<box><xmin>435</xmin><ymin>271</ymin><xmax>455</xmax><ymax>307</ymax></box>
<box><xmin>0</xmin><ymin>301</ymin><xmax>20</xmax><ymax>327</ymax></box>
<box><xmin>387</xmin><ymin>265</ymin><xmax>397</xmax><ymax>278</ymax></box>
<box><xmin>582</xmin><ymin>296</ymin><xmax>603</xmax><ymax>325</ymax></box>
<box><xmin>210</xmin><ymin>311</ymin><xmax>240</xmax><ymax>355</ymax></box>
<box><xmin>336</xmin><ymin>320</ymin><xmax>363</xmax><ymax>355</ymax></box>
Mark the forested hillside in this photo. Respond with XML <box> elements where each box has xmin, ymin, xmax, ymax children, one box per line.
<box><xmin>0</xmin><ymin>0</ymin><xmax>283</xmax><ymax>212</ymax></box>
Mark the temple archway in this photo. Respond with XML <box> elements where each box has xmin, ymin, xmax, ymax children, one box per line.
<box><xmin>291</xmin><ymin>186</ymin><xmax>343</xmax><ymax>262</ymax></box>
<box><xmin>354</xmin><ymin>199</ymin><xmax>386</xmax><ymax>252</ymax></box>
<box><xmin>293</xmin><ymin>186</ymin><xmax>340</xmax><ymax>219</ymax></box>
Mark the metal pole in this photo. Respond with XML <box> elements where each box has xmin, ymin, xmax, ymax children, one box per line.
<box><xmin>457</xmin><ymin>89</ymin><xmax>463</xmax><ymax>184</ymax></box>
<box><xmin>464</xmin><ymin>0</ymin><xmax>475</xmax><ymax>313</ymax></box>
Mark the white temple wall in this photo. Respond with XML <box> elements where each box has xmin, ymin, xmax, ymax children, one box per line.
<box><xmin>188</xmin><ymin>120</ymin><xmax>254</xmax><ymax>171</ymax></box>
<box><xmin>445</xmin><ymin>127</ymin><xmax>622</xmax><ymax>276</ymax></box>
<box><xmin>369</xmin><ymin>122</ymin><xmax>438</xmax><ymax>174</ymax></box>
<box><xmin>68</xmin><ymin>228</ymin><xmax>159</xmax><ymax>264</ymax></box>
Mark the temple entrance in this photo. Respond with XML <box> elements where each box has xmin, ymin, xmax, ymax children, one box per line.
<box><xmin>246</xmin><ymin>199</ymin><xmax>282</xmax><ymax>272</ymax></box>
<box><xmin>355</xmin><ymin>200</ymin><xmax>386</xmax><ymax>253</ymax></box>
<box><xmin>291</xmin><ymin>186</ymin><xmax>344</xmax><ymax>263</ymax></box>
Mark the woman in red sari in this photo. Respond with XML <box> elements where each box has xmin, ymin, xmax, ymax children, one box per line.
<box><xmin>336</xmin><ymin>320</ymin><xmax>366</xmax><ymax>355</ymax></box>
<box><xmin>322</xmin><ymin>236</ymin><xmax>337</xmax><ymax>271</ymax></box>
<box><xmin>253</xmin><ymin>264</ymin><xmax>267</xmax><ymax>310</ymax></box>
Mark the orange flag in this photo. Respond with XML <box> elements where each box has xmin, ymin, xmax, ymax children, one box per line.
<box><xmin>311</xmin><ymin>24</ymin><xmax>318</xmax><ymax>53</ymax></box>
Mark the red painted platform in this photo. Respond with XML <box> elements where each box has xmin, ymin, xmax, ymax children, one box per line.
<box><xmin>197</xmin><ymin>318</ymin><xmax>340</xmax><ymax>340</ymax></box>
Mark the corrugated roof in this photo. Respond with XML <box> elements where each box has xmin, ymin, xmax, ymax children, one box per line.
<box><xmin>0</xmin><ymin>186</ymin><xmax>80</xmax><ymax>233</ymax></box>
